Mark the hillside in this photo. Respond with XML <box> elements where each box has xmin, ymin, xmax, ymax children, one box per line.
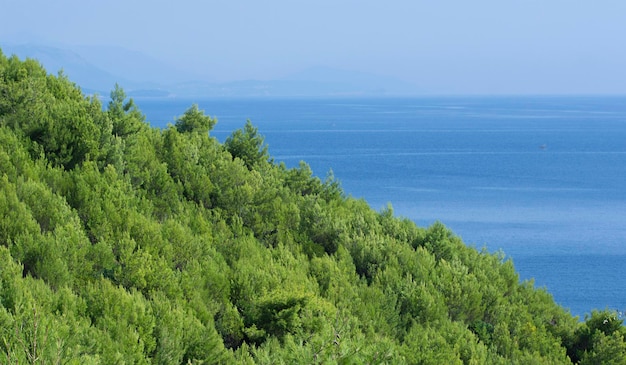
<box><xmin>1</xmin><ymin>43</ymin><xmax>420</xmax><ymax>98</ymax></box>
<box><xmin>1</xmin><ymin>50</ymin><xmax>625</xmax><ymax>364</ymax></box>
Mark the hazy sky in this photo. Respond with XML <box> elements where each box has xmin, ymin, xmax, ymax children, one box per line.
<box><xmin>3</xmin><ymin>0</ymin><xmax>626</xmax><ymax>94</ymax></box>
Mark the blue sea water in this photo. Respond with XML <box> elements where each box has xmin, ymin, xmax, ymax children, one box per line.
<box><xmin>139</xmin><ymin>96</ymin><xmax>626</xmax><ymax>318</ymax></box>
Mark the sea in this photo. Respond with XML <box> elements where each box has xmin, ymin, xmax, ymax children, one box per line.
<box><xmin>138</xmin><ymin>96</ymin><xmax>626</xmax><ymax>318</ymax></box>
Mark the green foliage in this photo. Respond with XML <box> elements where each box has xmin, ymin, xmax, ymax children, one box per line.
<box><xmin>567</xmin><ymin>310</ymin><xmax>626</xmax><ymax>364</ymax></box>
<box><xmin>0</xmin><ymin>50</ymin><xmax>623</xmax><ymax>363</ymax></box>
<box><xmin>162</xmin><ymin>125</ymin><xmax>216</xmax><ymax>209</ymax></box>
<box><xmin>225</xmin><ymin>120</ymin><xmax>269</xmax><ymax>170</ymax></box>
<box><xmin>175</xmin><ymin>103</ymin><xmax>216</xmax><ymax>134</ymax></box>
<box><xmin>579</xmin><ymin>331</ymin><xmax>626</xmax><ymax>365</ymax></box>
<box><xmin>2</xmin><ymin>57</ymin><xmax>95</xmax><ymax>168</ymax></box>
<box><xmin>108</xmin><ymin>83</ymin><xmax>146</xmax><ymax>138</ymax></box>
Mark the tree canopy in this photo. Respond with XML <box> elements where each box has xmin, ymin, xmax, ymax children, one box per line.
<box><xmin>1</xmin><ymin>49</ymin><xmax>624</xmax><ymax>364</ymax></box>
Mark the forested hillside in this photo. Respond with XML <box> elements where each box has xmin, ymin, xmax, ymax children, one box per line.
<box><xmin>1</xmin><ymin>49</ymin><xmax>625</xmax><ymax>364</ymax></box>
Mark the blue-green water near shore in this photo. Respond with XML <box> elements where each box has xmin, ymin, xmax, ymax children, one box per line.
<box><xmin>139</xmin><ymin>96</ymin><xmax>626</xmax><ymax>318</ymax></box>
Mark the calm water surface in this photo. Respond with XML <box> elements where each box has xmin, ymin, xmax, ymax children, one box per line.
<box><xmin>140</xmin><ymin>96</ymin><xmax>626</xmax><ymax>317</ymax></box>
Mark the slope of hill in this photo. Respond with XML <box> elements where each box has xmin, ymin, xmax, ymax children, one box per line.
<box><xmin>1</xmin><ymin>43</ymin><xmax>421</xmax><ymax>97</ymax></box>
<box><xmin>1</xmin><ymin>43</ymin><xmax>124</xmax><ymax>93</ymax></box>
<box><xmin>0</xmin><ymin>49</ymin><xmax>624</xmax><ymax>364</ymax></box>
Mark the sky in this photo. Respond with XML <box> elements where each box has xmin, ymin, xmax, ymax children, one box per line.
<box><xmin>2</xmin><ymin>0</ymin><xmax>626</xmax><ymax>94</ymax></box>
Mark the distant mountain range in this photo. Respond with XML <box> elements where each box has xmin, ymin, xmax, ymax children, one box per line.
<box><xmin>1</xmin><ymin>43</ymin><xmax>420</xmax><ymax>98</ymax></box>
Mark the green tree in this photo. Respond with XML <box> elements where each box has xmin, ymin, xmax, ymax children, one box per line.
<box><xmin>175</xmin><ymin>103</ymin><xmax>216</xmax><ymax>134</ymax></box>
<box><xmin>225</xmin><ymin>120</ymin><xmax>269</xmax><ymax>170</ymax></box>
<box><xmin>569</xmin><ymin>310</ymin><xmax>626</xmax><ymax>363</ymax></box>
<box><xmin>580</xmin><ymin>331</ymin><xmax>626</xmax><ymax>365</ymax></box>
<box><xmin>107</xmin><ymin>84</ymin><xmax>145</xmax><ymax>137</ymax></box>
